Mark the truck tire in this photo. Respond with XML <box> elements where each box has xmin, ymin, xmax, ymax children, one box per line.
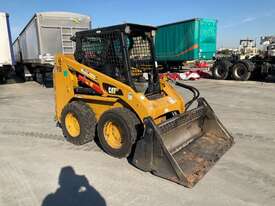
<box><xmin>251</xmin><ymin>67</ymin><xmax>268</xmax><ymax>81</ymax></box>
<box><xmin>255</xmin><ymin>62</ymin><xmax>271</xmax><ymax>80</ymax></box>
<box><xmin>23</xmin><ymin>65</ymin><xmax>33</xmax><ymax>81</ymax></box>
<box><xmin>231</xmin><ymin>60</ymin><xmax>253</xmax><ymax>81</ymax></box>
<box><xmin>97</xmin><ymin>108</ymin><xmax>140</xmax><ymax>158</ymax></box>
<box><xmin>212</xmin><ymin>60</ymin><xmax>232</xmax><ymax>80</ymax></box>
<box><xmin>61</xmin><ymin>101</ymin><xmax>96</xmax><ymax>145</ymax></box>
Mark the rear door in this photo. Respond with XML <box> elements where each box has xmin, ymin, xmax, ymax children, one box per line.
<box><xmin>198</xmin><ymin>19</ymin><xmax>217</xmax><ymax>60</ymax></box>
<box><xmin>38</xmin><ymin>14</ymin><xmax>91</xmax><ymax>57</ymax></box>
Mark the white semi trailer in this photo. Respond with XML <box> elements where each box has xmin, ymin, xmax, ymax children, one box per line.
<box><xmin>13</xmin><ymin>12</ymin><xmax>91</xmax><ymax>82</ymax></box>
<box><xmin>0</xmin><ymin>12</ymin><xmax>14</xmax><ymax>83</ymax></box>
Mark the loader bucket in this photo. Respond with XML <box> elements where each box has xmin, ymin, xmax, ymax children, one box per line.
<box><xmin>132</xmin><ymin>98</ymin><xmax>234</xmax><ymax>188</ymax></box>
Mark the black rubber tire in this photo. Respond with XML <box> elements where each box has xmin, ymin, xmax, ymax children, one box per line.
<box><xmin>97</xmin><ymin>108</ymin><xmax>140</xmax><ymax>158</ymax></box>
<box><xmin>251</xmin><ymin>62</ymin><xmax>270</xmax><ymax>81</ymax></box>
<box><xmin>23</xmin><ymin>65</ymin><xmax>30</xmax><ymax>82</ymax></box>
<box><xmin>211</xmin><ymin>60</ymin><xmax>231</xmax><ymax>80</ymax></box>
<box><xmin>231</xmin><ymin>61</ymin><xmax>252</xmax><ymax>81</ymax></box>
<box><xmin>61</xmin><ymin>101</ymin><xmax>96</xmax><ymax>145</ymax></box>
<box><xmin>251</xmin><ymin>69</ymin><xmax>268</xmax><ymax>81</ymax></box>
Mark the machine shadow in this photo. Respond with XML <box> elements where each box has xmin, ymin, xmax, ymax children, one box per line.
<box><xmin>41</xmin><ymin>166</ymin><xmax>106</xmax><ymax>206</ymax></box>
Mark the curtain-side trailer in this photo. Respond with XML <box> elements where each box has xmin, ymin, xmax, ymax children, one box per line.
<box><xmin>155</xmin><ymin>18</ymin><xmax>217</xmax><ymax>70</ymax></box>
<box><xmin>12</xmin><ymin>12</ymin><xmax>91</xmax><ymax>82</ymax></box>
<box><xmin>0</xmin><ymin>12</ymin><xmax>14</xmax><ymax>83</ymax></box>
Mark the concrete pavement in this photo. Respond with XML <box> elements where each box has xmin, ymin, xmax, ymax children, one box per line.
<box><xmin>0</xmin><ymin>79</ymin><xmax>274</xmax><ymax>206</ymax></box>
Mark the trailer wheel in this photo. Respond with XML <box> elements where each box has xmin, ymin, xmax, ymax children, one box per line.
<box><xmin>61</xmin><ymin>101</ymin><xmax>96</xmax><ymax>145</ymax></box>
<box><xmin>97</xmin><ymin>108</ymin><xmax>140</xmax><ymax>158</ymax></box>
<box><xmin>212</xmin><ymin>60</ymin><xmax>231</xmax><ymax>80</ymax></box>
<box><xmin>231</xmin><ymin>61</ymin><xmax>252</xmax><ymax>81</ymax></box>
<box><xmin>251</xmin><ymin>68</ymin><xmax>268</xmax><ymax>81</ymax></box>
<box><xmin>254</xmin><ymin>62</ymin><xmax>271</xmax><ymax>80</ymax></box>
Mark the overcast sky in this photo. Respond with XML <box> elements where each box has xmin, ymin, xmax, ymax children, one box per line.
<box><xmin>1</xmin><ymin>0</ymin><xmax>275</xmax><ymax>48</ymax></box>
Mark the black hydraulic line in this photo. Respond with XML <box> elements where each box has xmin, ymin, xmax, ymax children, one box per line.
<box><xmin>175</xmin><ymin>81</ymin><xmax>200</xmax><ymax>110</ymax></box>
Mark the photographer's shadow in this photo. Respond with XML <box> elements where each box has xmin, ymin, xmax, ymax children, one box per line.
<box><xmin>42</xmin><ymin>166</ymin><xmax>106</xmax><ymax>206</ymax></box>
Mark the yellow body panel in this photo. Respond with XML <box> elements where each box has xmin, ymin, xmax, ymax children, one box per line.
<box><xmin>53</xmin><ymin>54</ymin><xmax>186</xmax><ymax>125</ymax></box>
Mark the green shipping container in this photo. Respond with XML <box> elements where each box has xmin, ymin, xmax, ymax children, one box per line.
<box><xmin>155</xmin><ymin>18</ymin><xmax>217</xmax><ymax>63</ymax></box>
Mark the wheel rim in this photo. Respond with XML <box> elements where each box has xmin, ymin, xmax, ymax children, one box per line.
<box><xmin>103</xmin><ymin>121</ymin><xmax>122</xmax><ymax>149</ymax></box>
<box><xmin>65</xmin><ymin>113</ymin><xmax>80</xmax><ymax>137</ymax></box>
<box><xmin>235</xmin><ymin>65</ymin><xmax>246</xmax><ymax>78</ymax></box>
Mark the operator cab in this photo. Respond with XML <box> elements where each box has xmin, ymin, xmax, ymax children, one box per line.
<box><xmin>74</xmin><ymin>23</ymin><xmax>160</xmax><ymax>96</ymax></box>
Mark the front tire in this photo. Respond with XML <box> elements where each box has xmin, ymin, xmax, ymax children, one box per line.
<box><xmin>61</xmin><ymin>101</ymin><xmax>96</xmax><ymax>145</ymax></box>
<box><xmin>97</xmin><ymin>108</ymin><xmax>140</xmax><ymax>158</ymax></box>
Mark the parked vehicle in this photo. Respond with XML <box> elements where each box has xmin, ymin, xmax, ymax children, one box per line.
<box><xmin>212</xmin><ymin>38</ymin><xmax>275</xmax><ymax>81</ymax></box>
<box><xmin>0</xmin><ymin>12</ymin><xmax>14</xmax><ymax>83</ymax></box>
<box><xmin>12</xmin><ymin>12</ymin><xmax>91</xmax><ymax>82</ymax></box>
<box><xmin>155</xmin><ymin>18</ymin><xmax>217</xmax><ymax>70</ymax></box>
<box><xmin>53</xmin><ymin>23</ymin><xmax>234</xmax><ymax>188</ymax></box>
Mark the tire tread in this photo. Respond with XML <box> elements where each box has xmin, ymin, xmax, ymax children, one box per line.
<box><xmin>61</xmin><ymin>101</ymin><xmax>96</xmax><ymax>145</ymax></box>
<box><xmin>97</xmin><ymin>107</ymin><xmax>141</xmax><ymax>158</ymax></box>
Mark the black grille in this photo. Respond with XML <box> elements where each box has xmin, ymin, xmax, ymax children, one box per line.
<box><xmin>128</xmin><ymin>36</ymin><xmax>154</xmax><ymax>70</ymax></box>
<box><xmin>75</xmin><ymin>31</ymin><xmax>155</xmax><ymax>78</ymax></box>
<box><xmin>75</xmin><ymin>31</ymin><xmax>126</xmax><ymax>79</ymax></box>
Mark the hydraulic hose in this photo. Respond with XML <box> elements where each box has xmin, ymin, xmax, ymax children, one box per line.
<box><xmin>175</xmin><ymin>81</ymin><xmax>200</xmax><ymax>110</ymax></box>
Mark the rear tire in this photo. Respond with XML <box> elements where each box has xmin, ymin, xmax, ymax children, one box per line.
<box><xmin>61</xmin><ymin>101</ymin><xmax>96</xmax><ymax>145</ymax></box>
<box><xmin>211</xmin><ymin>60</ymin><xmax>231</xmax><ymax>80</ymax></box>
<box><xmin>97</xmin><ymin>108</ymin><xmax>140</xmax><ymax>158</ymax></box>
<box><xmin>252</xmin><ymin>62</ymin><xmax>270</xmax><ymax>81</ymax></box>
<box><xmin>231</xmin><ymin>61</ymin><xmax>252</xmax><ymax>81</ymax></box>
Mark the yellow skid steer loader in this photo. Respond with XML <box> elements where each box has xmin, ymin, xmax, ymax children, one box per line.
<box><xmin>53</xmin><ymin>24</ymin><xmax>234</xmax><ymax>188</ymax></box>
